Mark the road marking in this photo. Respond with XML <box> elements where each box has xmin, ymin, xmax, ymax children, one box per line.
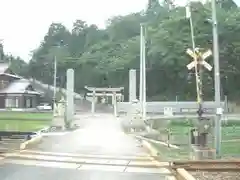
<box><xmin>128</xmin><ymin>161</ymin><xmax>158</xmax><ymax>166</ymax></box>
<box><xmin>2</xmin><ymin>150</ymin><xmax>170</xmax><ymax>174</ymax></box>
<box><xmin>124</xmin><ymin>167</ymin><xmax>170</xmax><ymax>174</ymax></box>
<box><xmin>79</xmin><ymin>164</ymin><xmax>125</xmax><ymax>172</ymax></box>
<box><xmin>4</xmin><ymin>158</ymin><xmax>168</xmax><ymax>174</ymax></box>
<box><xmin>20</xmin><ymin>150</ymin><xmax>152</xmax><ymax>161</ymax></box>
<box><xmin>5</xmin><ymin>153</ymin><xmax>156</xmax><ymax>166</ymax></box>
<box><xmin>4</xmin><ymin>159</ymin><xmax>79</xmax><ymax>169</ymax></box>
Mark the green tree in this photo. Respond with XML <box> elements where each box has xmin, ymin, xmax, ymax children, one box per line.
<box><xmin>21</xmin><ymin>2</ymin><xmax>240</xmax><ymax>102</ymax></box>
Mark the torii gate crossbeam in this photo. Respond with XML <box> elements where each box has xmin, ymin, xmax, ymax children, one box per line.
<box><xmin>84</xmin><ymin>86</ymin><xmax>124</xmax><ymax>116</ymax></box>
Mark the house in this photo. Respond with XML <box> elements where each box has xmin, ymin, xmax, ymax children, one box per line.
<box><xmin>0</xmin><ymin>63</ymin><xmax>41</xmax><ymax>109</ymax></box>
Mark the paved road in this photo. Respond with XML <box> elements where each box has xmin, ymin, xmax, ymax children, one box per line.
<box><xmin>0</xmin><ymin>114</ymin><xmax>169</xmax><ymax>180</ymax></box>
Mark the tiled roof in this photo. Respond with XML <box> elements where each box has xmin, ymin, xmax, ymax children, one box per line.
<box><xmin>30</xmin><ymin>78</ymin><xmax>82</xmax><ymax>99</ymax></box>
<box><xmin>0</xmin><ymin>63</ymin><xmax>22</xmax><ymax>79</ymax></box>
<box><xmin>0</xmin><ymin>79</ymin><xmax>40</xmax><ymax>94</ymax></box>
<box><xmin>0</xmin><ymin>63</ymin><xmax>9</xmax><ymax>74</ymax></box>
<box><xmin>0</xmin><ymin>73</ymin><xmax>22</xmax><ymax>79</ymax></box>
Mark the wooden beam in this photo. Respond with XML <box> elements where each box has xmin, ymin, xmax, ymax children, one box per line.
<box><xmin>87</xmin><ymin>93</ymin><xmax>122</xmax><ymax>97</ymax></box>
<box><xmin>84</xmin><ymin>86</ymin><xmax>124</xmax><ymax>92</ymax></box>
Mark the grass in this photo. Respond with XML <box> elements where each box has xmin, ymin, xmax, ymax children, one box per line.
<box><xmin>152</xmin><ymin>143</ymin><xmax>190</xmax><ymax>161</ymax></box>
<box><xmin>149</xmin><ymin>118</ymin><xmax>240</xmax><ymax>159</ymax></box>
<box><xmin>0</xmin><ymin>119</ymin><xmax>51</xmax><ymax>131</ymax></box>
<box><xmin>169</xmin><ymin>124</ymin><xmax>240</xmax><ymax>156</ymax></box>
<box><xmin>0</xmin><ymin>111</ymin><xmax>52</xmax><ymax>120</ymax></box>
<box><xmin>0</xmin><ymin>112</ymin><xmax>52</xmax><ymax>131</ymax></box>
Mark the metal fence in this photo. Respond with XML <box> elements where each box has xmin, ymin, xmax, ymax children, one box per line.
<box><xmin>142</xmin><ymin>119</ymin><xmax>191</xmax><ymax>161</ymax></box>
<box><xmin>139</xmin><ymin>118</ymin><xmax>240</xmax><ymax>161</ymax></box>
<box><xmin>117</xmin><ymin>101</ymin><xmax>226</xmax><ymax>114</ymax></box>
<box><xmin>210</xmin><ymin>120</ymin><xmax>240</xmax><ymax>158</ymax></box>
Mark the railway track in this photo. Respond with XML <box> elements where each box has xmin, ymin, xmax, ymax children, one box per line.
<box><xmin>1</xmin><ymin>149</ymin><xmax>239</xmax><ymax>179</ymax></box>
<box><xmin>172</xmin><ymin>160</ymin><xmax>240</xmax><ymax>171</ymax></box>
<box><xmin>170</xmin><ymin>160</ymin><xmax>240</xmax><ymax>180</ymax></box>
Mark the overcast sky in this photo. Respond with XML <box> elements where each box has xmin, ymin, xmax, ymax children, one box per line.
<box><xmin>0</xmin><ymin>0</ymin><xmax>238</xmax><ymax>61</ymax></box>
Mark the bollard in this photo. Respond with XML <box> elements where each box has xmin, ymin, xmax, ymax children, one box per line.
<box><xmin>26</xmin><ymin>135</ymin><xmax>31</xmax><ymax>141</ymax></box>
<box><xmin>190</xmin><ymin>129</ymin><xmax>195</xmax><ymax>144</ymax></box>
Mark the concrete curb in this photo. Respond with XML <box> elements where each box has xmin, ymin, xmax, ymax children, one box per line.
<box><xmin>133</xmin><ymin>135</ymin><xmax>178</xmax><ymax>180</ymax></box>
<box><xmin>20</xmin><ymin>135</ymin><xmax>43</xmax><ymax>150</ymax></box>
<box><xmin>137</xmin><ymin>136</ymin><xmax>194</xmax><ymax>180</ymax></box>
<box><xmin>38</xmin><ymin>126</ymin><xmax>50</xmax><ymax>133</ymax></box>
<box><xmin>19</xmin><ymin>126</ymin><xmax>48</xmax><ymax>150</ymax></box>
<box><xmin>135</xmin><ymin>135</ymin><xmax>180</xmax><ymax>149</ymax></box>
<box><xmin>131</xmin><ymin>134</ymin><xmax>159</xmax><ymax>157</ymax></box>
<box><xmin>141</xmin><ymin>139</ymin><xmax>160</xmax><ymax>157</ymax></box>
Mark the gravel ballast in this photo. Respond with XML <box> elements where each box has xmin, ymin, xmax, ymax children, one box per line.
<box><xmin>191</xmin><ymin>171</ymin><xmax>240</xmax><ymax>180</ymax></box>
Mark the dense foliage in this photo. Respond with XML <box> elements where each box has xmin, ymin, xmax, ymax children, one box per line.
<box><xmin>3</xmin><ymin>0</ymin><xmax>240</xmax><ymax>101</ymax></box>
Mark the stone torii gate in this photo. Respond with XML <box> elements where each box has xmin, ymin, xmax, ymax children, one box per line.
<box><xmin>84</xmin><ymin>86</ymin><xmax>124</xmax><ymax>116</ymax></box>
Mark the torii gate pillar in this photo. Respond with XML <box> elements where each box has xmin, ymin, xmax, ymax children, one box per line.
<box><xmin>113</xmin><ymin>91</ymin><xmax>117</xmax><ymax>117</ymax></box>
<box><xmin>91</xmin><ymin>90</ymin><xmax>96</xmax><ymax>114</ymax></box>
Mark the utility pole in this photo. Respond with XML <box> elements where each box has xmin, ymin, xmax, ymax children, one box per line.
<box><xmin>142</xmin><ymin>24</ymin><xmax>147</xmax><ymax>121</ymax></box>
<box><xmin>211</xmin><ymin>0</ymin><xmax>222</xmax><ymax>157</ymax></box>
<box><xmin>53</xmin><ymin>55</ymin><xmax>57</xmax><ymax>116</ymax></box>
<box><xmin>0</xmin><ymin>40</ymin><xmax>3</xmax><ymax>62</ymax></box>
<box><xmin>140</xmin><ymin>23</ymin><xmax>147</xmax><ymax>121</ymax></box>
<box><xmin>53</xmin><ymin>40</ymin><xmax>64</xmax><ymax>117</ymax></box>
<box><xmin>139</xmin><ymin>25</ymin><xmax>143</xmax><ymax>107</ymax></box>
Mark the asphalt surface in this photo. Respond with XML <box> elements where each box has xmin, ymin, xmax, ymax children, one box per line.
<box><xmin>0</xmin><ymin>113</ymin><xmax>169</xmax><ymax>180</ymax></box>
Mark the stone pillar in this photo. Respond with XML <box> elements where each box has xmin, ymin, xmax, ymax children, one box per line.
<box><xmin>129</xmin><ymin>69</ymin><xmax>136</xmax><ymax>102</ymax></box>
<box><xmin>66</xmin><ymin>69</ymin><xmax>74</xmax><ymax>127</ymax></box>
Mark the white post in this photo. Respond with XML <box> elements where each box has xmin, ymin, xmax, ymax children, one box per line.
<box><xmin>91</xmin><ymin>90</ymin><xmax>96</xmax><ymax>114</ymax></box>
<box><xmin>66</xmin><ymin>69</ymin><xmax>74</xmax><ymax>128</ymax></box>
<box><xmin>129</xmin><ymin>69</ymin><xmax>137</xmax><ymax>102</ymax></box>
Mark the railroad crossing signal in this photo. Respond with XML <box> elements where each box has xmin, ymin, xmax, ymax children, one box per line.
<box><xmin>186</xmin><ymin>48</ymin><xmax>213</xmax><ymax>148</ymax></box>
<box><xmin>186</xmin><ymin>48</ymin><xmax>213</xmax><ymax>71</ymax></box>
